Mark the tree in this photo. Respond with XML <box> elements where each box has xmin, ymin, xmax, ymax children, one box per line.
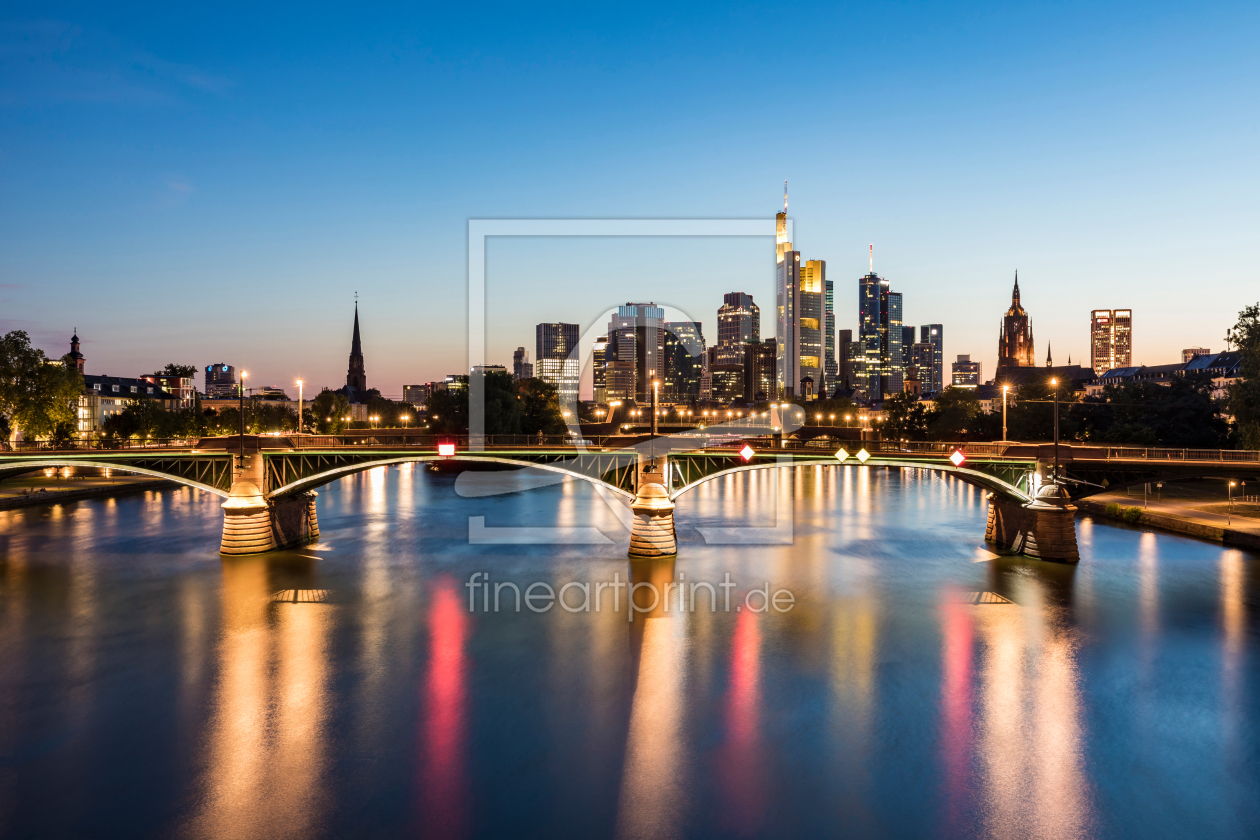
<box><xmin>102</xmin><ymin>397</ymin><xmax>167</xmax><ymax>439</ymax></box>
<box><xmin>426</xmin><ymin>387</ymin><xmax>467</xmax><ymax>434</ymax></box>
<box><xmin>1226</xmin><ymin>302</ymin><xmax>1260</xmax><ymax>449</ymax></box>
<box><xmin>1071</xmin><ymin>375</ymin><xmax>1228</xmax><ymax>448</ymax></box>
<box><xmin>310</xmin><ymin>389</ymin><xmax>351</xmax><ymax>434</ymax></box>
<box><xmin>162</xmin><ymin>363</ymin><xmax>198</xmax><ymax>378</ymax></box>
<box><xmin>0</xmin><ymin>331</ymin><xmax>84</xmax><ymax>440</ymax></box>
<box><xmin>925</xmin><ymin>387</ymin><xmax>983</xmax><ymax>440</ymax></box>
<box><xmin>518</xmin><ymin>378</ymin><xmax>565</xmax><ymax>435</ymax></box>
<box><xmin>882</xmin><ymin>391</ymin><xmax>928</xmax><ymax>440</ymax></box>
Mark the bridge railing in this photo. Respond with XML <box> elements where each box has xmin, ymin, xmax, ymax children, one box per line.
<box><xmin>2</xmin><ymin>438</ymin><xmax>199</xmax><ymax>452</ymax></box>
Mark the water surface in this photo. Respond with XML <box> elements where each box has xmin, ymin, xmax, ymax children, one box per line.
<box><xmin>0</xmin><ymin>464</ymin><xmax>1257</xmax><ymax>839</ymax></box>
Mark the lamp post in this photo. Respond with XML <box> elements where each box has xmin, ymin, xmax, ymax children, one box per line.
<box><xmin>1001</xmin><ymin>384</ymin><xmax>1009</xmax><ymax>442</ymax></box>
<box><xmin>239</xmin><ymin>370</ymin><xmax>248</xmax><ymax>461</ymax></box>
<box><xmin>296</xmin><ymin>378</ymin><xmax>303</xmax><ymax>433</ymax></box>
<box><xmin>1050</xmin><ymin>377</ymin><xmax>1059</xmax><ymax>483</ymax></box>
<box><xmin>1229</xmin><ymin>481</ymin><xmax>1237</xmax><ymax>525</ymax></box>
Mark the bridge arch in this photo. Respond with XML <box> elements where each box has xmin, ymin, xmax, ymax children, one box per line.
<box><xmin>669</xmin><ymin>457</ymin><xmax>1034</xmax><ymax>504</ymax></box>
<box><xmin>267</xmin><ymin>454</ymin><xmax>637</xmax><ymax>500</ymax></box>
<box><xmin>0</xmin><ymin>459</ymin><xmax>230</xmax><ymax>498</ymax></box>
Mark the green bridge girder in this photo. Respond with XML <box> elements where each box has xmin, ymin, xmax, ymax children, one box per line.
<box><xmin>0</xmin><ymin>452</ymin><xmax>234</xmax><ymax>496</ymax></box>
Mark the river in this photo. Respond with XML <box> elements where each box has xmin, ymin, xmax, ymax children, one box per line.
<box><xmin>0</xmin><ymin>463</ymin><xmax>1257</xmax><ymax>839</ymax></box>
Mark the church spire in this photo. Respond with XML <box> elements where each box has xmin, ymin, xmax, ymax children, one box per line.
<box><xmin>346</xmin><ymin>297</ymin><xmax>367</xmax><ymax>395</ymax></box>
<box><xmin>1047</xmin><ymin>341</ymin><xmax>1053</xmax><ymax>367</ymax></box>
<box><xmin>1012</xmin><ymin>270</ymin><xmax>1020</xmax><ymax>306</ymax></box>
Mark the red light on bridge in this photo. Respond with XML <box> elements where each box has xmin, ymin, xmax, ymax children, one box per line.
<box><xmin>439</xmin><ymin>443</ymin><xmax>456</xmax><ymax>457</ymax></box>
<box><xmin>949</xmin><ymin>449</ymin><xmax>965</xmax><ymax>467</ymax></box>
<box><xmin>739</xmin><ymin>445</ymin><xmax>755</xmax><ymax>461</ymax></box>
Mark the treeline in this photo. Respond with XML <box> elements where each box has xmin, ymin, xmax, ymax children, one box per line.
<box><xmin>426</xmin><ymin>370</ymin><xmax>565</xmax><ymax>435</ymax></box>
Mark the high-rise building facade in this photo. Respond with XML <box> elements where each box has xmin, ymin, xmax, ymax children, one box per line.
<box><xmin>535</xmin><ymin>323</ymin><xmax>580</xmax><ymax>405</ymax></box>
<box><xmin>997</xmin><ymin>272</ymin><xmax>1035</xmax><ymax>374</ymax></box>
<box><xmin>837</xmin><ymin>329</ymin><xmax>853</xmax><ymax>392</ymax></box>
<box><xmin>403</xmin><ymin>385</ymin><xmax>426</xmax><ymax>406</ymax></box>
<box><xmin>908</xmin><ymin>342</ymin><xmax>935</xmax><ymax>392</ymax></box>
<box><xmin>592</xmin><ymin>335</ymin><xmax>608</xmax><ymax>403</ymax></box>
<box><xmin>664</xmin><ymin>321</ymin><xmax>705</xmax><ymax>400</ymax></box>
<box><xmin>607</xmin><ymin>303</ymin><xmax>664</xmax><ymax>403</ymax></box>
<box><xmin>512</xmin><ymin>347</ymin><xmax>533</xmax><ymax>381</ymax></box>
<box><xmin>774</xmin><ymin>208</ymin><xmax>824</xmax><ymax>400</ymax></box>
<box><xmin>857</xmin><ymin>264</ymin><xmax>903</xmax><ymax>401</ymax></box>
<box><xmin>1090</xmin><ymin>309</ymin><xmax>1133</xmax><ymax>376</ymax></box>
<box><xmin>204</xmin><ymin>363</ymin><xmax>237</xmax><ymax>398</ymax></box>
<box><xmin>823</xmin><ymin>279</ymin><xmax>837</xmax><ymax>397</ymax></box>
<box><xmin>952</xmin><ymin>354</ymin><xmax>981</xmax><ymax>389</ymax></box>
<box><xmin>716</xmin><ymin>293</ymin><xmax>759</xmax><ymax>365</ymax></box>
<box><xmin>743</xmin><ymin>339</ymin><xmax>777</xmax><ymax>403</ymax></box>
<box><xmin>919</xmin><ymin>324</ymin><xmax>944</xmax><ymax>394</ymax></box>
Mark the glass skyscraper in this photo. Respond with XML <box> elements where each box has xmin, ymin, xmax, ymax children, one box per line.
<box><xmin>919</xmin><ymin>324</ymin><xmax>943</xmax><ymax>394</ymax></box>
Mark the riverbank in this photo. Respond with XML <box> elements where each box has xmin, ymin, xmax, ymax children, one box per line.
<box><xmin>1077</xmin><ymin>493</ymin><xmax>1260</xmax><ymax>551</ymax></box>
<box><xmin>0</xmin><ymin>476</ymin><xmax>176</xmax><ymax>510</ymax></box>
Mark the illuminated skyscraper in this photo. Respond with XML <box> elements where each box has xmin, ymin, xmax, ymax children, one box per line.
<box><xmin>592</xmin><ymin>335</ymin><xmax>608</xmax><ymax>402</ymax></box>
<box><xmin>512</xmin><ymin>346</ymin><xmax>533</xmax><ymax>381</ymax></box>
<box><xmin>919</xmin><ymin>324</ymin><xmax>943</xmax><ymax>394</ymax></box>
<box><xmin>535</xmin><ymin>323</ymin><xmax>580</xmax><ymax>404</ymax></box>
<box><xmin>663</xmin><ymin>321</ymin><xmax>705</xmax><ymax>400</ymax></box>
<box><xmin>774</xmin><ymin>202</ymin><xmax>823</xmax><ymax>399</ymax></box>
<box><xmin>608</xmin><ymin>303</ymin><xmax>664</xmax><ymax>403</ymax></box>
<box><xmin>951</xmin><ymin>354</ymin><xmax>981</xmax><ymax>389</ymax></box>
<box><xmin>857</xmin><ymin>249</ymin><xmax>903</xmax><ymax>400</ymax></box>
<box><xmin>823</xmin><ymin>279</ymin><xmax>836</xmax><ymax>397</ymax></box>
<box><xmin>1091</xmin><ymin>309</ymin><xmax>1133</xmax><ymax>375</ymax></box>
<box><xmin>717</xmin><ymin>293</ymin><xmax>759</xmax><ymax>364</ymax></box>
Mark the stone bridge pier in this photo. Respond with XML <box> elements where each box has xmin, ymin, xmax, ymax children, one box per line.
<box><xmin>985</xmin><ymin>482</ymin><xmax>1080</xmax><ymax>563</ymax></box>
<box><xmin>628</xmin><ymin>454</ymin><xmax>676</xmax><ymax>559</ymax></box>
<box><xmin>220</xmin><ymin>453</ymin><xmax>319</xmax><ymax>555</ymax></box>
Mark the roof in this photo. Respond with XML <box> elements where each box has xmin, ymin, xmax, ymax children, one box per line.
<box><xmin>995</xmin><ymin>364</ymin><xmax>1095</xmax><ymax>388</ymax></box>
<box><xmin>1184</xmin><ymin>351</ymin><xmax>1243</xmax><ymax>374</ymax></box>
<box><xmin>83</xmin><ymin>374</ymin><xmax>176</xmax><ymax>400</ymax></box>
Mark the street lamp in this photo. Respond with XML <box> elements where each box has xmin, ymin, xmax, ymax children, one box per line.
<box><xmin>239</xmin><ymin>370</ymin><xmax>248</xmax><ymax>461</ymax></box>
<box><xmin>1050</xmin><ymin>377</ymin><xmax>1059</xmax><ymax>483</ymax></box>
<box><xmin>296</xmin><ymin>378</ymin><xmax>303</xmax><ymax>433</ymax></box>
<box><xmin>1001</xmin><ymin>384</ymin><xmax>1009</xmax><ymax>442</ymax></box>
<box><xmin>1229</xmin><ymin>481</ymin><xmax>1237</xmax><ymax>524</ymax></box>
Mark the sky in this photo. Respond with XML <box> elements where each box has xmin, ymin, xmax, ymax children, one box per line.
<box><xmin>2</xmin><ymin>1</ymin><xmax>1258</xmax><ymax>396</ymax></box>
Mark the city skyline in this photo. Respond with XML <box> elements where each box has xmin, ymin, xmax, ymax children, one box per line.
<box><xmin>3</xmin><ymin>4</ymin><xmax>1256</xmax><ymax>392</ymax></box>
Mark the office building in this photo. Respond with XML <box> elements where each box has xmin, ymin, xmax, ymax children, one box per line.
<box><xmin>952</xmin><ymin>354</ymin><xmax>981</xmax><ymax>389</ymax></box>
<box><xmin>857</xmin><ymin>253</ymin><xmax>903</xmax><ymax>401</ymax></box>
<box><xmin>908</xmin><ymin>342</ymin><xmax>936</xmax><ymax>394</ymax></box>
<box><xmin>774</xmin><ymin>204</ymin><xmax>824</xmax><ymax>399</ymax></box>
<box><xmin>919</xmin><ymin>324</ymin><xmax>944</xmax><ymax>394</ymax></box>
<box><xmin>204</xmin><ymin>363</ymin><xmax>237</xmax><ymax>398</ymax></box>
<box><xmin>535</xmin><ymin>323</ymin><xmax>580</xmax><ymax>405</ymax></box>
<box><xmin>664</xmin><ymin>321</ymin><xmax>705</xmax><ymax>400</ymax></box>
<box><xmin>607</xmin><ymin>303</ymin><xmax>664</xmax><ymax>403</ymax></box>
<box><xmin>512</xmin><ymin>347</ymin><xmax>533</xmax><ymax>381</ymax></box>
<box><xmin>592</xmin><ymin>335</ymin><xmax>608</xmax><ymax>403</ymax></box>
<box><xmin>1090</xmin><ymin>309</ymin><xmax>1133</xmax><ymax>376</ymax></box>
<box><xmin>402</xmin><ymin>385</ymin><xmax>426</xmax><ymax>406</ymax></box>
<box><xmin>707</xmin><ymin>346</ymin><xmax>744</xmax><ymax>403</ymax></box>
<box><xmin>996</xmin><ymin>272</ymin><xmax>1035</xmax><ymax>375</ymax></box>
<box><xmin>823</xmin><ymin>279</ymin><xmax>837</xmax><ymax>396</ymax></box>
<box><xmin>140</xmin><ymin>373</ymin><xmax>196</xmax><ymax>407</ymax></box>
<box><xmin>1182</xmin><ymin>347</ymin><xmax>1210</xmax><ymax>363</ymax></box>
<box><xmin>740</xmin><ymin>339</ymin><xmax>776</xmax><ymax>403</ymax></box>
<box><xmin>716</xmin><ymin>293</ymin><xmax>759</xmax><ymax>365</ymax></box>
<box><xmin>902</xmin><ymin>326</ymin><xmax>917</xmax><ymax>355</ymax></box>
<box><xmin>836</xmin><ymin>329</ymin><xmax>853</xmax><ymax>394</ymax></box>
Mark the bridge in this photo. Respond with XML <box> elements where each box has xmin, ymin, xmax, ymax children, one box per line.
<box><xmin>2</xmin><ymin>434</ymin><xmax>1257</xmax><ymax>563</ymax></box>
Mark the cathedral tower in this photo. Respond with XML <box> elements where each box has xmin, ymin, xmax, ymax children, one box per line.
<box><xmin>346</xmin><ymin>301</ymin><xmax>367</xmax><ymax>393</ymax></box>
<box><xmin>997</xmin><ymin>271</ymin><xmax>1035</xmax><ymax>374</ymax></box>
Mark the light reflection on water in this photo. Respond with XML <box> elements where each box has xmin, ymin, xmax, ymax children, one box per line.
<box><xmin>0</xmin><ymin>465</ymin><xmax>1257</xmax><ymax>839</ymax></box>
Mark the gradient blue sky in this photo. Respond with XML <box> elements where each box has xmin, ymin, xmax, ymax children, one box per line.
<box><xmin>2</xmin><ymin>2</ymin><xmax>1257</xmax><ymax>395</ymax></box>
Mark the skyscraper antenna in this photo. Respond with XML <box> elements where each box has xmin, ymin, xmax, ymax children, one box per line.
<box><xmin>783</xmin><ymin>180</ymin><xmax>788</xmax><ymax>213</ymax></box>
<box><xmin>869</xmin><ymin>244</ymin><xmax>873</xmax><ymax>272</ymax></box>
